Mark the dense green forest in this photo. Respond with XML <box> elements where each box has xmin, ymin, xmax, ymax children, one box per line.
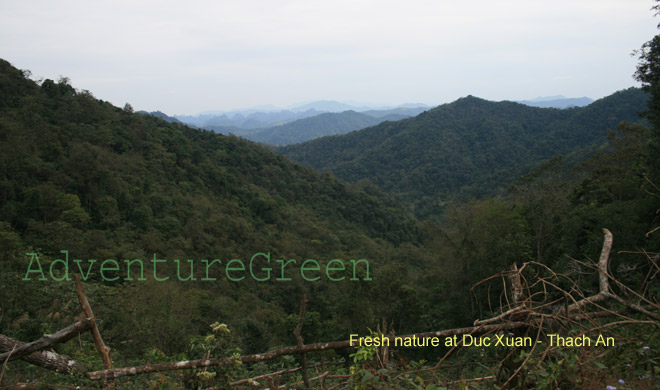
<box><xmin>279</xmin><ymin>89</ymin><xmax>649</xmax><ymax>217</ymax></box>
<box><xmin>0</xmin><ymin>27</ymin><xmax>659</xmax><ymax>388</ymax></box>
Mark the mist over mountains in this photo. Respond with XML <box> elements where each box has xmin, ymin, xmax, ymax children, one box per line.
<box><xmin>170</xmin><ymin>101</ymin><xmax>429</xmax><ymax>145</ymax></box>
<box><xmin>516</xmin><ymin>95</ymin><xmax>594</xmax><ymax>109</ymax></box>
<box><xmin>174</xmin><ymin>100</ymin><xmax>430</xmax><ymax>129</ymax></box>
<box><xmin>168</xmin><ymin>96</ymin><xmax>596</xmax><ymax>147</ymax></box>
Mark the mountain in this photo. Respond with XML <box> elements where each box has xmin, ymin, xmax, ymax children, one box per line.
<box><xmin>242</xmin><ymin>111</ymin><xmax>381</xmax><ymax>145</ymax></box>
<box><xmin>378</xmin><ymin>113</ymin><xmax>410</xmax><ymax>122</ymax></box>
<box><xmin>177</xmin><ymin>103</ymin><xmax>431</xmax><ymax>132</ymax></box>
<box><xmin>362</xmin><ymin>106</ymin><xmax>429</xmax><ymax>118</ymax></box>
<box><xmin>176</xmin><ymin>108</ymin><xmax>323</xmax><ymax>129</ymax></box>
<box><xmin>516</xmin><ymin>96</ymin><xmax>594</xmax><ymax>109</ymax></box>
<box><xmin>287</xmin><ymin>101</ymin><xmax>431</xmax><ymax>114</ymax></box>
<box><xmin>187</xmin><ymin>106</ymin><xmax>430</xmax><ymax>146</ymax></box>
<box><xmin>278</xmin><ymin>89</ymin><xmax>649</xmax><ymax>217</ymax></box>
<box><xmin>527</xmin><ymin>95</ymin><xmax>567</xmax><ymax>102</ymax></box>
<box><xmin>137</xmin><ymin>110</ymin><xmax>182</xmax><ymax>124</ymax></box>
<box><xmin>396</xmin><ymin>103</ymin><xmax>431</xmax><ymax>109</ymax></box>
<box><xmin>241</xmin><ymin>110</ymin><xmax>418</xmax><ymax>146</ymax></box>
<box><xmin>288</xmin><ymin>100</ymin><xmax>366</xmax><ymax>112</ymax></box>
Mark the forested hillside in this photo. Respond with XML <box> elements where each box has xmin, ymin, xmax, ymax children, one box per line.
<box><xmin>0</xmin><ymin>58</ymin><xmax>444</xmax><ymax>363</ymax></box>
<box><xmin>279</xmin><ymin>89</ymin><xmax>649</xmax><ymax>217</ymax></box>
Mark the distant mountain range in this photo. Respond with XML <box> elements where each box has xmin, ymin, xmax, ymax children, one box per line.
<box><xmin>515</xmin><ymin>95</ymin><xmax>594</xmax><ymax>109</ymax></box>
<box><xmin>288</xmin><ymin>100</ymin><xmax>369</xmax><ymax>112</ymax></box>
<box><xmin>137</xmin><ymin>110</ymin><xmax>182</xmax><ymax>124</ymax></box>
<box><xmin>175</xmin><ymin>101</ymin><xmax>429</xmax><ymax>126</ymax></box>
<box><xmin>175</xmin><ymin>108</ymin><xmax>324</xmax><ymax>129</ymax></box>
<box><xmin>148</xmin><ymin>96</ymin><xmax>596</xmax><ymax>147</ymax></box>
<box><xmin>278</xmin><ymin>88</ymin><xmax>648</xmax><ymax>217</ymax></box>
<box><xmin>235</xmin><ymin>111</ymin><xmax>398</xmax><ymax>146</ymax></box>
<box><xmin>169</xmin><ymin>102</ymin><xmax>430</xmax><ymax>145</ymax></box>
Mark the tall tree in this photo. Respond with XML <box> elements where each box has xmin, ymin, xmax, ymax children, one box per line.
<box><xmin>633</xmin><ymin>1</ymin><xmax>660</xmax><ymax>177</ymax></box>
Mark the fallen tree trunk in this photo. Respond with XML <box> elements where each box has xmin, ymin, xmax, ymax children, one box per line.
<box><xmin>86</xmin><ymin>321</ymin><xmax>528</xmax><ymax>381</ymax></box>
<box><xmin>0</xmin><ymin>334</ymin><xmax>85</xmax><ymax>374</ymax></box>
<box><xmin>0</xmin><ymin>319</ymin><xmax>92</xmax><ymax>362</ymax></box>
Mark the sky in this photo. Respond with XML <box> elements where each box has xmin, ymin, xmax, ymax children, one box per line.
<box><xmin>1</xmin><ymin>0</ymin><xmax>658</xmax><ymax>115</ymax></box>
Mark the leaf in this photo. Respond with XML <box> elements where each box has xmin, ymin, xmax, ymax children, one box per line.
<box><xmin>361</xmin><ymin>372</ymin><xmax>374</xmax><ymax>383</ymax></box>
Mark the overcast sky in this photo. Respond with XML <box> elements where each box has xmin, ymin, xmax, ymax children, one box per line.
<box><xmin>1</xmin><ymin>0</ymin><xmax>658</xmax><ymax>115</ymax></box>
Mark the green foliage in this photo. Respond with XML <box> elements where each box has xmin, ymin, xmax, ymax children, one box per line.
<box><xmin>634</xmin><ymin>1</ymin><xmax>660</xmax><ymax>180</ymax></box>
<box><xmin>507</xmin><ymin>329</ymin><xmax>660</xmax><ymax>390</ymax></box>
<box><xmin>349</xmin><ymin>329</ymin><xmax>379</xmax><ymax>366</ymax></box>
<box><xmin>183</xmin><ymin>322</ymin><xmax>243</xmax><ymax>388</ymax></box>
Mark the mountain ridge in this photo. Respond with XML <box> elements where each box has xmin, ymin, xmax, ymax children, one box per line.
<box><xmin>516</xmin><ymin>96</ymin><xmax>594</xmax><ymax>108</ymax></box>
<box><xmin>278</xmin><ymin>88</ymin><xmax>648</xmax><ymax>217</ymax></box>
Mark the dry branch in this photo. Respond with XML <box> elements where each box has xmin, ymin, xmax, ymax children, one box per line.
<box><xmin>0</xmin><ymin>334</ymin><xmax>84</xmax><ymax>374</ymax></box>
<box><xmin>1</xmin><ymin>383</ymin><xmax>97</xmax><ymax>390</ymax></box>
<box><xmin>86</xmin><ymin>322</ymin><xmax>529</xmax><ymax>381</ymax></box>
<box><xmin>0</xmin><ymin>344</ymin><xmax>14</xmax><ymax>384</ymax></box>
<box><xmin>567</xmin><ymin>228</ymin><xmax>613</xmax><ymax>312</ymax></box>
<box><xmin>444</xmin><ymin>375</ymin><xmax>496</xmax><ymax>385</ymax></box>
<box><xmin>606</xmin><ymin>293</ymin><xmax>660</xmax><ymax>322</ymax></box>
<box><xmin>475</xmin><ymin>228</ymin><xmax>626</xmax><ymax>326</ymax></box>
<box><xmin>230</xmin><ymin>361</ymin><xmax>344</xmax><ymax>387</ymax></box>
<box><xmin>293</xmin><ymin>294</ymin><xmax>310</xmax><ymax>388</ymax></box>
<box><xmin>508</xmin><ymin>262</ymin><xmax>525</xmax><ymax>306</ymax></box>
<box><xmin>74</xmin><ymin>276</ymin><xmax>112</xmax><ymax>370</ymax></box>
<box><xmin>0</xmin><ymin>319</ymin><xmax>92</xmax><ymax>362</ymax></box>
<box><xmin>260</xmin><ymin>371</ymin><xmax>331</xmax><ymax>390</ymax></box>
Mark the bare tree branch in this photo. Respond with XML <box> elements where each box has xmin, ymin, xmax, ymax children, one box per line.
<box><xmin>86</xmin><ymin>322</ymin><xmax>529</xmax><ymax>381</ymax></box>
<box><xmin>293</xmin><ymin>293</ymin><xmax>310</xmax><ymax>389</ymax></box>
<box><xmin>74</xmin><ymin>276</ymin><xmax>112</xmax><ymax>370</ymax></box>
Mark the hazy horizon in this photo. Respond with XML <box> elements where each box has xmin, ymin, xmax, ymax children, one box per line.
<box><xmin>1</xmin><ymin>0</ymin><xmax>657</xmax><ymax>115</ymax></box>
<box><xmin>172</xmin><ymin>95</ymin><xmax>596</xmax><ymax>118</ymax></box>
